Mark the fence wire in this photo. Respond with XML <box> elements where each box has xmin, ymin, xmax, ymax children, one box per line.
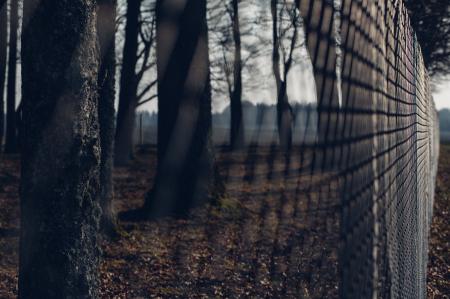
<box><xmin>332</xmin><ymin>1</ymin><xmax>439</xmax><ymax>298</ymax></box>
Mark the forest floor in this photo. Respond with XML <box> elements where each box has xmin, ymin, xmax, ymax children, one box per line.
<box><xmin>0</xmin><ymin>145</ymin><xmax>449</xmax><ymax>298</ymax></box>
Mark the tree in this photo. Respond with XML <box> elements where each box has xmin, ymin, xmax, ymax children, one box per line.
<box><xmin>98</xmin><ymin>0</ymin><xmax>119</xmax><ymax>237</ymax></box>
<box><xmin>404</xmin><ymin>0</ymin><xmax>450</xmax><ymax>77</ymax></box>
<box><xmin>20</xmin><ymin>0</ymin><xmax>100</xmax><ymax>297</ymax></box>
<box><xmin>4</xmin><ymin>0</ymin><xmax>18</xmax><ymax>153</ymax></box>
<box><xmin>229</xmin><ymin>0</ymin><xmax>244</xmax><ymax>149</ymax></box>
<box><xmin>122</xmin><ymin>0</ymin><xmax>218</xmax><ymax>219</ymax></box>
<box><xmin>134</xmin><ymin>1</ymin><xmax>157</xmax><ymax>108</ymax></box>
<box><xmin>208</xmin><ymin>0</ymin><xmax>265</xmax><ymax>149</ymax></box>
<box><xmin>114</xmin><ymin>0</ymin><xmax>141</xmax><ymax>166</ymax></box>
<box><xmin>0</xmin><ymin>0</ymin><xmax>6</xmax><ymax>151</ymax></box>
<box><xmin>271</xmin><ymin>0</ymin><xmax>299</xmax><ymax>150</ymax></box>
<box><xmin>115</xmin><ymin>0</ymin><xmax>157</xmax><ymax>109</ymax></box>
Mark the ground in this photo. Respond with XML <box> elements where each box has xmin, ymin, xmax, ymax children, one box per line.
<box><xmin>0</xmin><ymin>145</ymin><xmax>448</xmax><ymax>298</ymax></box>
<box><xmin>427</xmin><ymin>144</ymin><xmax>450</xmax><ymax>298</ymax></box>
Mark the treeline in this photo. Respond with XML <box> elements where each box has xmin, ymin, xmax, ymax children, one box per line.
<box><xmin>135</xmin><ymin>102</ymin><xmax>319</xmax><ymax>145</ymax></box>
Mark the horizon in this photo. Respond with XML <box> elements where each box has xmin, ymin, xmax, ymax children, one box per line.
<box><xmin>137</xmin><ymin>98</ymin><xmax>450</xmax><ymax>114</ymax></box>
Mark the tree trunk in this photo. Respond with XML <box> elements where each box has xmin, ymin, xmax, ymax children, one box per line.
<box><xmin>277</xmin><ymin>81</ymin><xmax>293</xmax><ymax>151</ymax></box>
<box><xmin>0</xmin><ymin>0</ymin><xmax>6</xmax><ymax>150</ymax></box>
<box><xmin>122</xmin><ymin>0</ymin><xmax>216</xmax><ymax>219</ymax></box>
<box><xmin>114</xmin><ymin>0</ymin><xmax>140</xmax><ymax>166</ymax></box>
<box><xmin>271</xmin><ymin>0</ymin><xmax>281</xmax><ymax>98</ymax></box>
<box><xmin>98</xmin><ymin>0</ymin><xmax>118</xmax><ymax>237</ymax></box>
<box><xmin>230</xmin><ymin>0</ymin><xmax>244</xmax><ymax>150</ymax></box>
<box><xmin>19</xmin><ymin>1</ymin><xmax>100</xmax><ymax>298</ymax></box>
<box><xmin>4</xmin><ymin>0</ymin><xmax>18</xmax><ymax>153</ymax></box>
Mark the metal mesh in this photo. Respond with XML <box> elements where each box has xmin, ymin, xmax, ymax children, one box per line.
<box><xmin>333</xmin><ymin>1</ymin><xmax>439</xmax><ymax>298</ymax></box>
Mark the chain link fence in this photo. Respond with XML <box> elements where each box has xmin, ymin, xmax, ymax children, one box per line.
<box><xmin>293</xmin><ymin>1</ymin><xmax>439</xmax><ymax>298</ymax></box>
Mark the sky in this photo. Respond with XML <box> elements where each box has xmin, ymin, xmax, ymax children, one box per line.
<box><xmin>433</xmin><ymin>79</ymin><xmax>450</xmax><ymax>110</ymax></box>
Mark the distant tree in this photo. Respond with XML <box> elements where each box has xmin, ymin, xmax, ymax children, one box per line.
<box><xmin>228</xmin><ymin>0</ymin><xmax>244</xmax><ymax>149</ymax></box>
<box><xmin>122</xmin><ymin>0</ymin><xmax>220</xmax><ymax>219</ymax></box>
<box><xmin>98</xmin><ymin>0</ymin><xmax>119</xmax><ymax>237</ymax></box>
<box><xmin>114</xmin><ymin>0</ymin><xmax>141</xmax><ymax>165</ymax></box>
<box><xmin>208</xmin><ymin>0</ymin><xmax>266</xmax><ymax>149</ymax></box>
<box><xmin>0</xmin><ymin>0</ymin><xmax>6</xmax><ymax>151</ymax></box>
<box><xmin>271</xmin><ymin>0</ymin><xmax>300</xmax><ymax>150</ymax></box>
<box><xmin>134</xmin><ymin>1</ymin><xmax>157</xmax><ymax>108</ymax></box>
<box><xmin>115</xmin><ymin>0</ymin><xmax>157</xmax><ymax>108</ymax></box>
<box><xmin>20</xmin><ymin>0</ymin><xmax>100</xmax><ymax>297</ymax></box>
<box><xmin>4</xmin><ymin>0</ymin><xmax>18</xmax><ymax>153</ymax></box>
<box><xmin>115</xmin><ymin>0</ymin><xmax>156</xmax><ymax>166</ymax></box>
<box><xmin>404</xmin><ymin>0</ymin><xmax>450</xmax><ymax>77</ymax></box>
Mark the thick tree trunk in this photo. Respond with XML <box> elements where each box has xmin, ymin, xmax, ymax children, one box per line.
<box><xmin>4</xmin><ymin>0</ymin><xmax>18</xmax><ymax>153</ymax></box>
<box><xmin>98</xmin><ymin>0</ymin><xmax>118</xmax><ymax>237</ymax></box>
<box><xmin>0</xmin><ymin>0</ymin><xmax>6</xmax><ymax>150</ymax></box>
<box><xmin>19</xmin><ymin>1</ymin><xmax>100</xmax><ymax>298</ymax></box>
<box><xmin>114</xmin><ymin>0</ymin><xmax>140</xmax><ymax>166</ymax></box>
<box><xmin>124</xmin><ymin>0</ymin><xmax>216</xmax><ymax>219</ymax></box>
<box><xmin>150</xmin><ymin>0</ymin><xmax>215</xmax><ymax>217</ymax></box>
<box><xmin>230</xmin><ymin>0</ymin><xmax>244</xmax><ymax>150</ymax></box>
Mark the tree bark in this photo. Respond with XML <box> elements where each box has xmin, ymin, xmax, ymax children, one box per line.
<box><xmin>98</xmin><ymin>0</ymin><xmax>118</xmax><ymax>237</ymax></box>
<box><xmin>0</xmin><ymin>0</ymin><xmax>6</xmax><ymax>151</ymax></box>
<box><xmin>4</xmin><ymin>0</ymin><xmax>18</xmax><ymax>153</ymax></box>
<box><xmin>122</xmin><ymin>0</ymin><xmax>216</xmax><ymax>219</ymax></box>
<box><xmin>19</xmin><ymin>0</ymin><xmax>100</xmax><ymax>297</ymax></box>
<box><xmin>114</xmin><ymin>0</ymin><xmax>141</xmax><ymax>166</ymax></box>
<box><xmin>277</xmin><ymin>81</ymin><xmax>293</xmax><ymax>151</ymax></box>
<box><xmin>230</xmin><ymin>0</ymin><xmax>244</xmax><ymax>150</ymax></box>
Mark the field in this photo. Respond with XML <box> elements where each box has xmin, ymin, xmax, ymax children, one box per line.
<box><xmin>0</xmin><ymin>145</ymin><xmax>449</xmax><ymax>298</ymax></box>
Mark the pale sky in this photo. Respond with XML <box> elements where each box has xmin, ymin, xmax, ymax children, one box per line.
<box><xmin>433</xmin><ymin>79</ymin><xmax>450</xmax><ymax>110</ymax></box>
